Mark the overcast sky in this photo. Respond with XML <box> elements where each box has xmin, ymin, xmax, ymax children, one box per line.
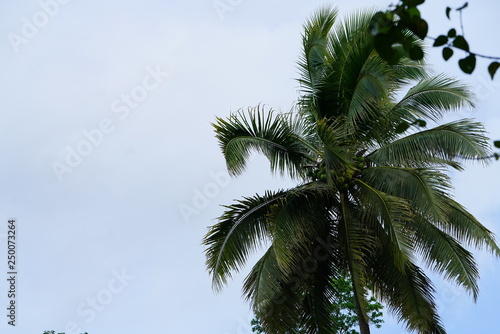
<box><xmin>1</xmin><ymin>0</ymin><xmax>500</xmax><ymax>333</ymax></box>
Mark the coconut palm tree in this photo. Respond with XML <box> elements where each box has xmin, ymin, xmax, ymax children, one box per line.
<box><xmin>203</xmin><ymin>7</ymin><xmax>499</xmax><ymax>334</ymax></box>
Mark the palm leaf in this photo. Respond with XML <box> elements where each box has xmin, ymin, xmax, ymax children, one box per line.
<box><xmin>353</xmin><ymin>178</ymin><xmax>414</xmax><ymax>271</ymax></box>
<box><xmin>368</xmin><ymin>250</ymin><xmax>446</xmax><ymax>334</ymax></box>
<box><xmin>362</xmin><ymin>166</ymin><xmax>452</xmax><ymax>220</ymax></box>
<box><xmin>203</xmin><ymin>190</ymin><xmax>286</xmax><ymax>291</ymax></box>
<box><xmin>368</xmin><ymin>119</ymin><xmax>492</xmax><ymax>168</ymax></box>
<box><xmin>270</xmin><ymin>183</ymin><xmax>337</xmax><ymax>275</ymax></box>
<box><xmin>297</xmin><ymin>5</ymin><xmax>338</xmax><ymax>117</ymax></box>
<box><xmin>437</xmin><ymin>198</ymin><xmax>500</xmax><ymax>255</ymax></box>
<box><xmin>410</xmin><ymin>214</ymin><xmax>480</xmax><ymax>300</ymax></box>
<box><xmin>243</xmin><ymin>246</ymin><xmax>282</xmax><ymax>308</ymax></box>
<box><xmin>389</xmin><ymin>74</ymin><xmax>474</xmax><ymax>122</ymax></box>
<box><xmin>213</xmin><ymin>106</ymin><xmax>315</xmax><ymax>178</ymax></box>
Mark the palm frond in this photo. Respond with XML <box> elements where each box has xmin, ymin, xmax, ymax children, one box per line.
<box><xmin>368</xmin><ymin>119</ymin><xmax>492</xmax><ymax>167</ymax></box>
<box><xmin>243</xmin><ymin>246</ymin><xmax>282</xmax><ymax>308</ymax></box>
<box><xmin>300</xmin><ymin>264</ymin><xmax>338</xmax><ymax>334</ymax></box>
<box><xmin>410</xmin><ymin>215</ymin><xmax>480</xmax><ymax>300</ymax></box>
<box><xmin>338</xmin><ymin>192</ymin><xmax>376</xmax><ymax>328</ymax></box>
<box><xmin>369</xmin><ymin>252</ymin><xmax>446</xmax><ymax>334</ymax></box>
<box><xmin>362</xmin><ymin>166</ymin><xmax>452</xmax><ymax>220</ymax></box>
<box><xmin>389</xmin><ymin>74</ymin><xmax>475</xmax><ymax>122</ymax></box>
<box><xmin>203</xmin><ymin>190</ymin><xmax>286</xmax><ymax>291</ymax></box>
<box><xmin>437</xmin><ymin>198</ymin><xmax>500</xmax><ymax>256</ymax></box>
<box><xmin>353</xmin><ymin>178</ymin><xmax>414</xmax><ymax>271</ymax></box>
<box><xmin>270</xmin><ymin>183</ymin><xmax>336</xmax><ymax>275</ymax></box>
<box><xmin>213</xmin><ymin>106</ymin><xmax>315</xmax><ymax>178</ymax></box>
<box><xmin>297</xmin><ymin>5</ymin><xmax>338</xmax><ymax>115</ymax></box>
<box><xmin>316</xmin><ymin>118</ymin><xmax>353</xmax><ymax>171</ymax></box>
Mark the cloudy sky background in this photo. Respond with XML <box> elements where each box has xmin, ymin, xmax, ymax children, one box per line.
<box><xmin>1</xmin><ymin>0</ymin><xmax>500</xmax><ymax>333</ymax></box>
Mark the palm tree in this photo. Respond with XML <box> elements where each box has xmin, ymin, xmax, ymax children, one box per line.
<box><xmin>203</xmin><ymin>7</ymin><xmax>499</xmax><ymax>334</ymax></box>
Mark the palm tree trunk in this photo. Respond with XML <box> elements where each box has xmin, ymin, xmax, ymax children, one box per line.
<box><xmin>340</xmin><ymin>192</ymin><xmax>371</xmax><ymax>334</ymax></box>
<box><xmin>352</xmin><ymin>284</ymin><xmax>371</xmax><ymax>334</ymax></box>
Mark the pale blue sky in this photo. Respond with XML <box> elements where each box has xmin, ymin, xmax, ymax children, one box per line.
<box><xmin>1</xmin><ymin>1</ymin><xmax>500</xmax><ymax>333</ymax></box>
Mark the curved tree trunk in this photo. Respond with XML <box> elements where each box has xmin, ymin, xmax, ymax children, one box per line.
<box><xmin>339</xmin><ymin>192</ymin><xmax>371</xmax><ymax>334</ymax></box>
<box><xmin>352</xmin><ymin>284</ymin><xmax>371</xmax><ymax>334</ymax></box>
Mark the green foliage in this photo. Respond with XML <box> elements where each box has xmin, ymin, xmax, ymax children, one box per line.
<box><xmin>204</xmin><ymin>6</ymin><xmax>499</xmax><ymax>334</ymax></box>
<box><xmin>370</xmin><ymin>1</ymin><xmax>500</xmax><ymax>79</ymax></box>
<box><xmin>251</xmin><ymin>276</ymin><xmax>383</xmax><ymax>334</ymax></box>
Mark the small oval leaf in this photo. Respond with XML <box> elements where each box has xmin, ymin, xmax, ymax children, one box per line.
<box><xmin>447</xmin><ymin>28</ymin><xmax>456</xmax><ymax>37</ymax></box>
<box><xmin>409</xmin><ymin>45</ymin><xmax>424</xmax><ymax>60</ymax></box>
<box><xmin>395</xmin><ymin>121</ymin><xmax>410</xmax><ymax>134</ymax></box>
<box><xmin>453</xmin><ymin>35</ymin><xmax>470</xmax><ymax>52</ymax></box>
<box><xmin>408</xmin><ymin>7</ymin><xmax>421</xmax><ymax>19</ymax></box>
<box><xmin>442</xmin><ymin>47</ymin><xmax>453</xmax><ymax>61</ymax></box>
<box><xmin>494</xmin><ymin>140</ymin><xmax>500</xmax><ymax>148</ymax></box>
<box><xmin>433</xmin><ymin>35</ymin><xmax>448</xmax><ymax>47</ymax></box>
<box><xmin>458</xmin><ymin>54</ymin><xmax>476</xmax><ymax>74</ymax></box>
<box><xmin>413</xmin><ymin>18</ymin><xmax>428</xmax><ymax>39</ymax></box>
<box><xmin>488</xmin><ymin>62</ymin><xmax>500</xmax><ymax>79</ymax></box>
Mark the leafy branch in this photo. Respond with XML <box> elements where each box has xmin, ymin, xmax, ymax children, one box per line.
<box><xmin>369</xmin><ymin>0</ymin><xmax>500</xmax><ymax>78</ymax></box>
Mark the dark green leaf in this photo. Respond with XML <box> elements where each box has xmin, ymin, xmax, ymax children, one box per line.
<box><xmin>458</xmin><ymin>54</ymin><xmax>476</xmax><ymax>74</ymax></box>
<box><xmin>369</xmin><ymin>11</ymin><xmax>392</xmax><ymax>35</ymax></box>
<box><xmin>488</xmin><ymin>62</ymin><xmax>500</xmax><ymax>79</ymax></box>
<box><xmin>446</xmin><ymin>7</ymin><xmax>451</xmax><ymax>19</ymax></box>
<box><xmin>374</xmin><ymin>34</ymin><xmax>400</xmax><ymax>64</ymax></box>
<box><xmin>494</xmin><ymin>153</ymin><xmax>500</xmax><ymax>161</ymax></box>
<box><xmin>457</xmin><ymin>2</ymin><xmax>468</xmax><ymax>11</ymax></box>
<box><xmin>395</xmin><ymin>121</ymin><xmax>410</xmax><ymax>133</ymax></box>
<box><xmin>405</xmin><ymin>0</ymin><xmax>425</xmax><ymax>6</ymax></box>
<box><xmin>433</xmin><ymin>35</ymin><xmax>448</xmax><ymax>47</ymax></box>
<box><xmin>453</xmin><ymin>36</ymin><xmax>470</xmax><ymax>52</ymax></box>
<box><xmin>408</xmin><ymin>7</ymin><xmax>421</xmax><ymax>19</ymax></box>
<box><xmin>409</xmin><ymin>45</ymin><xmax>424</xmax><ymax>60</ymax></box>
<box><xmin>416</xmin><ymin>119</ymin><xmax>427</xmax><ymax>127</ymax></box>
<box><xmin>494</xmin><ymin>141</ymin><xmax>500</xmax><ymax>148</ymax></box>
<box><xmin>447</xmin><ymin>29</ymin><xmax>456</xmax><ymax>38</ymax></box>
<box><xmin>409</xmin><ymin>18</ymin><xmax>428</xmax><ymax>39</ymax></box>
<box><xmin>442</xmin><ymin>47</ymin><xmax>453</xmax><ymax>61</ymax></box>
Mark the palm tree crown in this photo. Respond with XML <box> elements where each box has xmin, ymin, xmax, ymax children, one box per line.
<box><xmin>203</xmin><ymin>7</ymin><xmax>499</xmax><ymax>334</ymax></box>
